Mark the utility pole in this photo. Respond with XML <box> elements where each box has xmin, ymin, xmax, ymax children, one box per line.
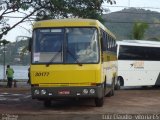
<box><xmin>3</xmin><ymin>43</ymin><xmax>5</xmax><ymax>81</ymax></box>
<box><xmin>0</xmin><ymin>40</ymin><xmax>10</xmax><ymax>81</ymax></box>
<box><xmin>128</xmin><ymin>0</ymin><xmax>130</xmax><ymax>7</ymax></box>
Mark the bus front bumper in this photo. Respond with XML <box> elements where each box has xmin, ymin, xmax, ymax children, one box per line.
<box><xmin>31</xmin><ymin>85</ymin><xmax>104</xmax><ymax>100</ymax></box>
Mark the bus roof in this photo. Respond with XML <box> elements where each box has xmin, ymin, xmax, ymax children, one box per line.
<box><xmin>117</xmin><ymin>40</ymin><xmax>160</xmax><ymax>47</ymax></box>
<box><xmin>33</xmin><ymin>18</ymin><xmax>116</xmax><ymax>39</ymax></box>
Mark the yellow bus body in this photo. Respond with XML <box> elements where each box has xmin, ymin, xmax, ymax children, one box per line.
<box><xmin>33</xmin><ymin>19</ymin><xmax>115</xmax><ymax>38</ymax></box>
<box><xmin>30</xmin><ymin>19</ymin><xmax>117</xmax><ymax>107</ymax></box>
<box><xmin>31</xmin><ymin>64</ymin><xmax>101</xmax><ymax>87</ymax></box>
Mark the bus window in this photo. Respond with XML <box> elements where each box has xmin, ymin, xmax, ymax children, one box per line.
<box><xmin>108</xmin><ymin>36</ymin><xmax>111</xmax><ymax>50</ymax></box>
<box><xmin>33</xmin><ymin>29</ymin><xmax>63</xmax><ymax>63</ymax></box>
<box><xmin>66</xmin><ymin>28</ymin><xmax>99</xmax><ymax>63</ymax></box>
<box><xmin>39</xmin><ymin>35</ymin><xmax>62</xmax><ymax>52</ymax></box>
<box><xmin>118</xmin><ymin>45</ymin><xmax>160</xmax><ymax>60</ymax></box>
<box><xmin>101</xmin><ymin>29</ymin><xmax>107</xmax><ymax>51</ymax></box>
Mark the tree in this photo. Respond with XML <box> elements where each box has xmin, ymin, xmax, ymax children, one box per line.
<box><xmin>0</xmin><ymin>0</ymin><xmax>116</xmax><ymax>40</ymax></box>
<box><xmin>35</xmin><ymin>0</ymin><xmax>116</xmax><ymax>22</ymax></box>
<box><xmin>0</xmin><ymin>39</ymin><xmax>10</xmax><ymax>45</ymax></box>
<box><xmin>0</xmin><ymin>0</ymin><xmax>44</xmax><ymax>39</ymax></box>
<box><xmin>132</xmin><ymin>22</ymin><xmax>149</xmax><ymax>40</ymax></box>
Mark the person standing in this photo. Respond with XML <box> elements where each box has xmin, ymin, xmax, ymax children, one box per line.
<box><xmin>27</xmin><ymin>67</ymin><xmax>31</xmax><ymax>84</ymax></box>
<box><xmin>6</xmin><ymin>65</ymin><xmax>14</xmax><ymax>88</ymax></box>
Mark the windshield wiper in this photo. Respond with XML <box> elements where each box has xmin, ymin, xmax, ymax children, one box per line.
<box><xmin>67</xmin><ymin>49</ymin><xmax>82</xmax><ymax>66</ymax></box>
<box><xmin>46</xmin><ymin>49</ymin><xmax>62</xmax><ymax>67</ymax></box>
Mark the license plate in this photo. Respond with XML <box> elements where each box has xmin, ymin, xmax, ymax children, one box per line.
<box><xmin>58</xmin><ymin>90</ymin><xmax>70</xmax><ymax>95</ymax></box>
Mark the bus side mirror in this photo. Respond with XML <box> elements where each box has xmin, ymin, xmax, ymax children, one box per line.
<box><xmin>28</xmin><ymin>37</ymin><xmax>32</xmax><ymax>52</ymax></box>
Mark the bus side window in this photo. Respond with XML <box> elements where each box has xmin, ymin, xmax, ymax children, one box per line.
<box><xmin>111</xmin><ymin>38</ymin><xmax>114</xmax><ymax>51</ymax></box>
<box><xmin>113</xmin><ymin>39</ymin><xmax>117</xmax><ymax>52</ymax></box>
<box><xmin>100</xmin><ymin>29</ymin><xmax>107</xmax><ymax>51</ymax></box>
<box><xmin>107</xmin><ymin>35</ymin><xmax>110</xmax><ymax>50</ymax></box>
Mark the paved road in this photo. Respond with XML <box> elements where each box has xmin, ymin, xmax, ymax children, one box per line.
<box><xmin>0</xmin><ymin>87</ymin><xmax>160</xmax><ymax>120</ymax></box>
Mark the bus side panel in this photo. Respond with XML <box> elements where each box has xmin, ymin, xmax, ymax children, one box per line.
<box><xmin>118</xmin><ymin>60</ymin><xmax>160</xmax><ymax>86</ymax></box>
<box><xmin>103</xmin><ymin>51</ymin><xmax>117</xmax><ymax>87</ymax></box>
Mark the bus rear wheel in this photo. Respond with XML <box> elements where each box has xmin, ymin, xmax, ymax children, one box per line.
<box><xmin>43</xmin><ymin>100</ymin><xmax>51</xmax><ymax>107</ymax></box>
<box><xmin>115</xmin><ymin>78</ymin><xmax>121</xmax><ymax>90</ymax></box>
<box><xmin>106</xmin><ymin>80</ymin><xmax>115</xmax><ymax>97</ymax></box>
<box><xmin>95</xmin><ymin>97</ymin><xmax>104</xmax><ymax>107</ymax></box>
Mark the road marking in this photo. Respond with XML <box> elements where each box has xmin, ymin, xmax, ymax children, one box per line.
<box><xmin>23</xmin><ymin>95</ymin><xmax>31</xmax><ymax>98</ymax></box>
<box><xmin>0</xmin><ymin>97</ymin><xmax>7</xmax><ymax>101</ymax></box>
<box><xmin>0</xmin><ymin>92</ymin><xmax>31</xmax><ymax>101</ymax></box>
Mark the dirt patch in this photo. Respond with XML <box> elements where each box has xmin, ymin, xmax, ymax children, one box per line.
<box><xmin>0</xmin><ymin>87</ymin><xmax>160</xmax><ymax>120</ymax></box>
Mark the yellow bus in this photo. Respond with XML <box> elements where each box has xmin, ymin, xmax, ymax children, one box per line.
<box><xmin>29</xmin><ymin>19</ymin><xmax>117</xmax><ymax>107</ymax></box>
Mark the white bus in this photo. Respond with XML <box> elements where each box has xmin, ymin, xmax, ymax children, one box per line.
<box><xmin>115</xmin><ymin>40</ymin><xmax>160</xmax><ymax>89</ymax></box>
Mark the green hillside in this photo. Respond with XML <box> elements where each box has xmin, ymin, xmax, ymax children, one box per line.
<box><xmin>103</xmin><ymin>8</ymin><xmax>160</xmax><ymax>40</ymax></box>
<box><xmin>0</xmin><ymin>40</ymin><xmax>30</xmax><ymax>65</ymax></box>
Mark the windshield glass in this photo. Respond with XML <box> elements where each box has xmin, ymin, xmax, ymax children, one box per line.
<box><xmin>33</xmin><ymin>29</ymin><xmax>63</xmax><ymax>63</ymax></box>
<box><xmin>66</xmin><ymin>28</ymin><xmax>98</xmax><ymax>63</ymax></box>
<box><xmin>32</xmin><ymin>28</ymin><xmax>99</xmax><ymax>64</ymax></box>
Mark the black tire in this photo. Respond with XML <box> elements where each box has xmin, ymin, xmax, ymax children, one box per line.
<box><xmin>115</xmin><ymin>78</ymin><xmax>121</xmax><ymax>90</ymax></box>
<box><xmin>153</xmin><ymin>85</ymin><xmax>160</xmax><ymax>89</ymax></box>
<box><xmin>44</xmin><ymin>100</ymin><xmax>51</xmax><ymax>107</ymax></box>
<box><xmin>95</xmin><ymin>97</ymin><xmax>104</xmax><ymax>107</ymax></box>
<box><xmin>106</xmin><ymin>90</ymin><xmax>112</xmax><ymax>97</ymax></box>
<box><xmin>106</xmin><ymin>87</ymin><xmax>114</xmax><ymax>97</ymax></box>
<box><xmin>106</xmin><ymin>80</ymin><xmax>115</xmax><ymax>97</ymax></box>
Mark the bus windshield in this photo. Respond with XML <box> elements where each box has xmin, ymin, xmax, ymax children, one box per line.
<box><xmin>32</xmin><ymin>27</ymin><xmax>99</xmax><ymax>64</ymax></box>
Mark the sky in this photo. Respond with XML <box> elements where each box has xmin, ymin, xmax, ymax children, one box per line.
<box><xmin>2</xmin><ymin>0</ymin><xmax>160</xmax><ymax>42</ymax></box>
<box><xmin>103</xmin><ymin>0</ymin><xmax>160</xmax><ymax>13</ymax></box>
<box><xmin>2</xmin><ymin>11</ymin><xmax>33</xmax><ymax>42</ymax></box>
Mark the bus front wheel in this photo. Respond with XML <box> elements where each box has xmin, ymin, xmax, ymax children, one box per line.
<box><xmin>95</xmin><ymin>97</ymin><xmax>104</xmax><ymax>107</ymax></box>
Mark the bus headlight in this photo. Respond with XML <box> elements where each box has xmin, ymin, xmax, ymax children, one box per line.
<box><xmin>41</xmin><ymin>89</ymin><xmax>47</xmax><ymax>95</ymax></box>
<box><xmin>34</xmin><ymin>90</ymin><xmax>40</xmax><ymax>95</ymax></box>
<box><xmin>90</xmin><ymin>89</ymin><xmax>95</xmax><ymax>94</ymax></box>
<box><xmin>83</xmin><ymin>89</ymin><xmax>88</xmax><ymax>94</ymax></box>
